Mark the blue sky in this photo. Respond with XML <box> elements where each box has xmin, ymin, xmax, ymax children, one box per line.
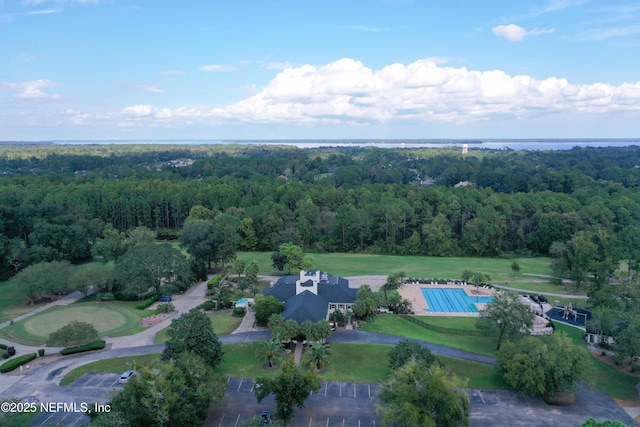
<box><xmin>1</xmin><ymin>0</ymin><xmax>640</xmax><ymax>140</ymax></box>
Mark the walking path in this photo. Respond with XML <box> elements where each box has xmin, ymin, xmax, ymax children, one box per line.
<box><xmin>491</xmin><ymin>283</ymin><xmax>588</xmax><ymax>299</ymax></box>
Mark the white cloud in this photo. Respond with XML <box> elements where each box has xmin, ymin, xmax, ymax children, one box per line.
<box><xmin>200</xmin><ymin>64</ymin><xmax>235</xmax><ymax>72</ymax></box>
<box><xmin>579</xmin><ymin>24</ymin><xmax>640</xmax><ymax>41</ymax></box>
<box><xmin>492</xmin><ymin>24</ymin><xmax>554</xmax><ymax>41</ymax></box>
<box><xmin>118</xmin><ymin>58</ymin><xmax>640</xmax><ymax>128</ymax></box>
<box><xmin>1</xmin><ymin>79</ymin><xmax>59</xmax><ymax>100</ymax></box>
<box><xmin>121</xmin><ymin>104</ymin><xmax>153</xmax><ymax>116</ymax></box>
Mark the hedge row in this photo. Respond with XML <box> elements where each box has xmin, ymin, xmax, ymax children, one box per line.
<box><xmin>60</xmin><ymin>340</ymin><xmax>106</xmax><ymax>356</ymax></box>
<box><xmin>135</xmin><ymin>295</ymin><xmax>160</xmax><ymax>310</ymax></box>
<box><xmin>0</xmin><ymin>353</ymin><xmax>37</xmax><ymax>373</ymax></box>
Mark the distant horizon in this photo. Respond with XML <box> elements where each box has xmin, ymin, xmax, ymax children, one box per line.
<box><xmin>3</xmin><ymin>138</ymin><xmax>640</xmax><ymax>152</ymax></box>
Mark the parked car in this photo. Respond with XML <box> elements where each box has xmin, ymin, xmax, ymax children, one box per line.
<box><xmin>260</xmin><ymin>411</ymin><xmax>272</xmax><ymax>425</ymax></box>
<box><xmin>119</xmin><ymin>369</ymin><xmax>136</xmax><ymax>384</ymax></box>
<box><xmin>159</xmin><ymin>296</ymin><xmax>172</xmax><ymax>302</ymax></box>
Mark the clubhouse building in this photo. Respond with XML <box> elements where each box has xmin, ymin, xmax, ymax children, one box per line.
<box><xmin>263</xmin><ymin>270</ymin><xmax>357</xmax><ymax>323</ymax></box>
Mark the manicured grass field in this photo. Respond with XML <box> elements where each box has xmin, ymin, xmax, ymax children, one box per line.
<box><xmin>0</xmin><ymin>302</ymin><xmax>143</xmax><ymax>345</ymax></box>
<box><xmin>60</xmin><ymin>342</ymin><xmax>508</xmax><ymax>390</ymax></box>
<box><xmin>236</xmin><ymin>252</ymin><xmax>583</xmax><ymax>297</ymax></box>
<box><xmin>153</xmin><ymin>310</ymin><xmax>243</xmax><ymax>344</ymax></box>
<box><xmin>361</xmin><ymin>314</ymin><xmax>498</xmax><ymax>357</ymax></box>
<box><xmin>59</xmin><ymin>353</ymin><xmax>160</xmax><ymax>386</ymax></box>
<box><xmin>0</xmin><ymin>280</ymin><xmax>38</xmax><ymax>324</ymax></box>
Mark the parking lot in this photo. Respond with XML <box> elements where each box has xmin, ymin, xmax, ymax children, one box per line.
<box><xmin>28</xmin><ymin>372</ymin><xmax>121</xmax><ymax>427</ymax></box>
<box><xmin>206</xmin><ymin>377</ymin><xmax>382</xmax><ymax>426</ymax></box>
<box><xmin>26</xmin><ymin>373</ymin><xmax>639</xmax><ymax>427</ymax></box>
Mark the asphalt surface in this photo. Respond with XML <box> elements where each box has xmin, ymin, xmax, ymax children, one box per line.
<box><xmin>1</xmin><ymin>331</ymin><xmax>633</xmax><ymax>427</ymax></box>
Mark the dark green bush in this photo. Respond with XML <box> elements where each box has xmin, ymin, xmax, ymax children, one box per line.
<box><xmin>135</xmin><ymin>295</ymin><xmax>160</xmax><ymax>310</ymax></box>
<box><xmin>2</xmin><ymin>353</ymin><xmax>10</xmax><ymax>359</ymax></box>
<box><xmin>156</xmin><ymin>302</ymin><xmax>175</xmax><ymax>314</ymax></box>
<box><xmin>96</xmin><ymin>292</ymin><xmax>115</xmax><ymax>302</ymax></box>
<box><xmin>0</xmin><ymin>343</ymin><xmax>7</xmax><ymax>350</ymax></box>
<box><xmin>7</xmin><ymin>347</ymin><xmax>15</xmax><ymax>356</ymax></box>
<box><xmin>60</xmin><ymin>340</ymin><xmax>106</xmax><ymax>356</ymax></box>
<box><xmin>198</xmin><ymin>300</ymin><xmax>216</xmax><ymax>311</ymax></box>
<box><xmin>37</xmin><ymin>349</ymin><xmax>45</xmax><ymax>357</ymax></box>
<box><xmin>232</xmin><ymin>307</ymin><xmax>246</xmax><ymax>317</ymax></box>
<box><xmin>0</xmin><ymin>353</ymin><xmax>37</xmax><ymax>373</ymax></box>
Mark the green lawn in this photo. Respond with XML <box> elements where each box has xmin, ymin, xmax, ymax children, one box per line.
<box><xmin>438</xmin><ymin>355</ymin><xmax>508</xmax><ymax>389</ymax></box>
<box><xmin>0</xmin><ymin>301</ymin><xmax>145</xmax><ymax>345</ymax></box>
<box><xmin>361</xmin><ymin>314</ymin><xmax>498</xmax><ymax>357</ymax></box>
<box><xmin>0</xmin><ymin>280</ymin><xmax>43</xmax><ymax>324</ymax></box>
<box><xmin>59</xmin><ymin>353</ymin><xmax>161</xmax><ymax>386</ymax></box>
<box><xmin>553</xmin><ymin>322</ymin><xmax>639</xmax><ymax>401</ymax></box>
<box><xmin>59</xmin><ymin>342</ymin><xmax>508</xmax><ymax>390</ymax></box>
<box><xmin>153</xmin><ymin>310</ymin><xmax>243</xmax><ymax>344</ymax></box>
<box><xmin>236</xmin><ymin>252</ymin><xmax>584</xmax><ymax>297</ymax></box>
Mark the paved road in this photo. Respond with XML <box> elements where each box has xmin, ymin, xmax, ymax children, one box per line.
<box><xmin>0</xmin><ymin>330</ymin><xmax>635</xmax><ymax>427</ymax></box>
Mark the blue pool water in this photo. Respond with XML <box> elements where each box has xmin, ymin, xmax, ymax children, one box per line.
<box><xmin>236</xmin><ymin>298</ymin><xmax>248</xmax><ymax>305</ymax></box>
<box><xmin>421</xmin><ymin>288</ymin><xmax>493</xmax><ymax>313</ymax></box>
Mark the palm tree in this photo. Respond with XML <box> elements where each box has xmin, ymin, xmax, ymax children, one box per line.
<box><xmin>303</xmin><ymin>342</ymin><xmax>331</xmax><ymax>371</ymax></box>
<box><xmin>256</xmin><ymin>340</ymin><xmax>284</xmax><ymax>368</ymax></box>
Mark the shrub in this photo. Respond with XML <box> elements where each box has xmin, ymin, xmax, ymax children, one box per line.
<box><xmin>198</xmin><ymin>300</ymin><xmax>216</xmax><ymax>311</ymax></box>
<box><xmin>0</xmin><ymin>353</ymin><xmax>37</xmax><ymax>373</ymax></box>
<box><xmin>38</xmin><ymin>349</ymin><xmax>45</xmax><ymax>357</ymax></box>
<box><xmin>135</xmin><ymin>295</ymin><xmax>160</xmax><ymax>310</ymax></box>
<box><xmin>232</xmin><ymin>307</ymin><xmax>246</xmax><ymax>317</ymax></box>
<box><xmin>0</xmin><ymin>343</ymin><xmax>7</xmax><ymax>350</ymax></box>
<box><xmin>96</xmin><ymin>292</ymin><xmax>115</xmax><ymax>302</ymax></box>
<box><xmin>60</xmin><ymin>340</ymin><xmax>106</xmax><ymax>356</ymax></box>
<box><xmin>2</xmin><ymin>353</ymin><xmax>10</xmax><ymax>359</ymax></box>
<box><xmin>7</xmin><ymin>347</ymin><xmax>15</xmax><ymax>356</ymax></box>
<box><xmin>156</xmin><ymin>302</ymin><xmax>175</xmax><ymax>314</ymax></box>
<box><xmin>49</xmin><ymin>321</ymin><xmax>99</xmax><ymax>347</ymax></box>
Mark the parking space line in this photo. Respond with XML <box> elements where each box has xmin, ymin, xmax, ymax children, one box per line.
<box><xmin>339</xmin><ymin>382</ymin><xmax>342</xmax><ymax>397</ymax></box>
<box><xmin>342</xmin><ymin>418</ymin><xmax>345</xmax><ymax>426</ymax></box>
<box><xmin>309</xmin><ymin>417</ymin><xmax>312</xmax><ymax>426</ymax></box>
<box><xmin>324</xmin><ymin>382</ymin><xmax>328</xmax><ymax>396</ymax></box>
<box><xmin>479</xmin><ymin>390</ymin><xmax>485</xmax><ymax>404</ymax></box>
<box><xmin>326</xmin><ymin>417</ymin><xmax>329</xmax><ymax>427</ymax></box>
<box><xmin>217</xmin><ymin>414</ymin><xmax>225</xmax><ymax>427</ymax></box>
<box><xmin>237</xmin><ymin>378</ymin><xmax>244</xmax><ymax>392</ymax></box>
<box><xmin>233</xmin><ymin>414</ymin><xmax>241</xmax><ymax>427</ymax></box>
<box><xmin>368</xmin><ymin>384</ymin><xmax>371</xmax><ymax>398</ymax></box>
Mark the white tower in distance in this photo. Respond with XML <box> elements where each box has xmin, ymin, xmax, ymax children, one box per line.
<box><xmin>462</xmin><ymin>144</ymin><xmax>468</xmax><ymax>154</ymax></box>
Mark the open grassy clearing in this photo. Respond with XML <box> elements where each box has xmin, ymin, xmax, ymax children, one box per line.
<box><xmin>361</xmin><ymin>314</ymin><xmax>498</xmax><ymax>357</ymax></box>
<box><xmin>153</xmin><ymin>310</ymin><xmax>243</xmax><ymax>344</ymax></box>
<box><xmin>0</xmin><ymin>302</ymin><xmax>144</xmax><ymax>345</ymax></box>
<box><xmin>59</xmin><ymin>353</ymin><xmax>160</xmax><ymax>386</ymax></box>
<box><xmin>236</xmin><ymin>252</ymin><xmax>583</xmax><ymax>297</ymax></box>
<box><xmin>59</xmin><ymin>343</ymin><xmax>507</xmax><ymax>390</ymax></box>
<box><xmin>0</xmin><ymin>280</ymin><xmax>39</xmax><ymax>324</ymax></box>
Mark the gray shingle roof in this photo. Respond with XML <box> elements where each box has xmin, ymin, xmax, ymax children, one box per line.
<box><xmin>262</xmin><ymin>271</ymin><xmax>356</xmax><ymax>323</ymax></box>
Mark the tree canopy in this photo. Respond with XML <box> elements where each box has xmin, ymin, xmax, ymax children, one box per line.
<box><xmin>162</xmin><ymin>308</ymin><xmax>224</xmax><ymax>368</ymax></box>
<box><xmin>476</xmin><ymin>291</ymin><xmax>535</xmax><ymax>350</ymax></box>
<box><xmin>254</xmin><ymin>357</ymin><xmax>321</xmax><ymax>426</ymax></box>
<box><xmin>114</xmin><ymin>243</ymin><xmax>192</xmax><ymax>298</ymax></box>
<box><xmin>497</xmin><ymin>332</ymin><xmax>592</xmax><ymax>397</ymax></box>
<box><xmin>377</xmin><ymin>360</ymin><xmax>470</xmax><ymax>427</ymax></box>
<box><xmin>93</xmin><ymin>352</ymin><xmax>225</xmax><ymax>427</ymax></box>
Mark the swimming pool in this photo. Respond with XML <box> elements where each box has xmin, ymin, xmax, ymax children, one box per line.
<box><xmin>421</xmin><ymin>288</ymin><xmax>493</xmax><ymax>313</ymax></box>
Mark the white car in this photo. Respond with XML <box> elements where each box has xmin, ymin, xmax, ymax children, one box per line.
<box><xmin>119</xmin><ymin>369</ymin><xmax>136</xmax><ymax>384</ymax></box>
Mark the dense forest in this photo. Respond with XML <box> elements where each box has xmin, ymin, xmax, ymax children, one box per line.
<box><xmin>1</xmin><ymin>144</ymin><xmax>640</xmax><ymax>283</ymax></box>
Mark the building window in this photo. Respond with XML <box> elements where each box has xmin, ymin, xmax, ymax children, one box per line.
<box><xmin>330</xmin><ymin>304</ymin><xmax>335</xmax><ymax>310</ymax></box>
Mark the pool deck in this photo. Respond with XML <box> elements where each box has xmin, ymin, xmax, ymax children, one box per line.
<box><xmin>399</xmin><ymin>283</ymin><xmax>496</xmax><ymax>316</ymax></box>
